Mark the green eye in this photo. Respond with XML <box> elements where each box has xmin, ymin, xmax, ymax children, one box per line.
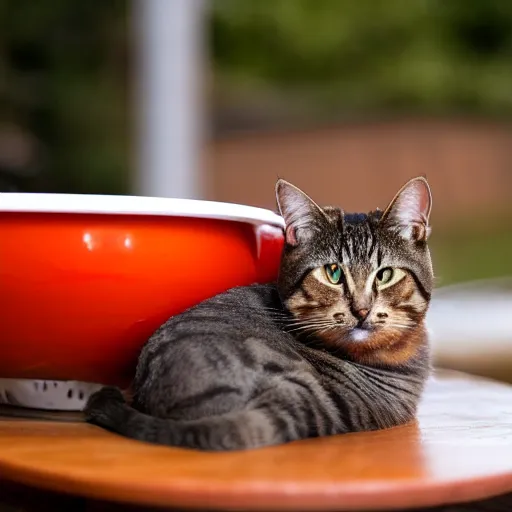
<box><xmin>377</xmin><ymin>268</ymin><xmax>394</xmax><ymax>284</ymax></box>
<box><xmin>375</xmin><ymin>267</ymin><xmax>406</xmax><ymax>290</ymax></box>
<box><xmin>324</xmin><ymin>263</ymin><xmax>342</xmax><ymax>284</ymax></box>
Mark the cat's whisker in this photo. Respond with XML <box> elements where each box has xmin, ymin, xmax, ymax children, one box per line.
<box><xmin>387</xmin><ymin>323</ymin><xmax>415</xmax><ymax>330</ymax></box>
<box><xmin>286</xmin><ymin>322</ymin><xmax>334</xmax><ymax>334</ymax></box>
<box><xmin>280</xmin><ymin>318</ymin><xmax>320</xmax><ymax>326</ymax></box>
<box><xmin>286</xmin><ymin>316</ymin><xmax>333</xmax><ymax>326</ymax></box>
<box><xmin>283</xmin><ymin>318</ymin><xmax>328</xmax><ymax>327</ymax></box>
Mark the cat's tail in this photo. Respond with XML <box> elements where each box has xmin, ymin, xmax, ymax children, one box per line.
<box><xmin>84</xmin><ymin>386</ymin><xmax>285</xmax><ymax>451</ymax></box>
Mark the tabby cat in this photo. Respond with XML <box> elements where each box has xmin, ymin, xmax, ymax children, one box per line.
<box><xmin>85</xmin><ymin>177</ymin><xmax>434</xmax><ymax>451</ymax></box>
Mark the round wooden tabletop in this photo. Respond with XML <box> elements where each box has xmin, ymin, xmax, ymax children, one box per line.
<box><xmin>1</xmin><ymin>370</ymin><xmax>512</xmax><ymax>511</ymax></box>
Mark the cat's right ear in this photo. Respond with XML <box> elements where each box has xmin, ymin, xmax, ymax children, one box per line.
<box><xmin>276</xmin><ymin>179</ymin><xmax>326</xmax><ymax>247</ymax></box>
<box><xmin>380</xmin><ymin>176</ymin><xmax>432</xmax><ymax>242</ymax></box>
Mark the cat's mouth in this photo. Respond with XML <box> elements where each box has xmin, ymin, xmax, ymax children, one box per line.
<box><xmin>317</xmin><ymin>324</ymin><xmax>376</xmax><ymax>345</ymax></box>
<box><xmin>347</xmin><ymin>327</ymin><xmax>372</xmax><ymax>342</ymax></box>
<box><xmin>316</xmin><ymin>324</ymin><xmax>384</xmax><ymax>346</ymax></box>
<box><xmin>317</xmin><ymin>323</ymin><xmax>411</xmax><ymax>351</ymax></box>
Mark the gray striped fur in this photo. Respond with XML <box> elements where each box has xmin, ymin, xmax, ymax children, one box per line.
<box><xmin>86</xmin><ymin>177</ymin><xmax>434</xmax><ymax>451</ymax></box>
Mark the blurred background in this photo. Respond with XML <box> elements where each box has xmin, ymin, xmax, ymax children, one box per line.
<box><xmin>1</xmin><ymin>0</ymin><xmax>511</xmax><ymax>378</ymax></box>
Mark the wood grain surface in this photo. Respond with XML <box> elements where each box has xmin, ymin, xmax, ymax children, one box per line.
<box><xmin>1</xmin><ymin>370</ymin><xmax>512</xmax><ymax>511</ymax></box>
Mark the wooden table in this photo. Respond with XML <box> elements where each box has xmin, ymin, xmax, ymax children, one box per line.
<box><xmin>2</xmin><ymin>370</ymin><xmax>512</xmax><ymax>511</ymax></box>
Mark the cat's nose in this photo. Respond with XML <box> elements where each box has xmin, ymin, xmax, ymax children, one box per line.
<box><xmin>354</xmin><ymin>308</ymin><xmax>369</xmax><ymax>320</ymax></box>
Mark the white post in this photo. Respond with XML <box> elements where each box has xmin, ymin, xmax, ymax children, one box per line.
<box><xmin>133</xmin><ymin>0</ymin><xmax>205</xmax><ymax>199</ymax></box>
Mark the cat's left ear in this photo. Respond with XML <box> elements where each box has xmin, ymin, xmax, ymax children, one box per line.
<box><xmin>380</xmin><ymin>177</ymin><xmax>432</xmax><ymax>242</ymax></box>
<box><xmin>276</xmin><ymin>179</ymin><xmax>326</xmax><ymax>247</ymax></box>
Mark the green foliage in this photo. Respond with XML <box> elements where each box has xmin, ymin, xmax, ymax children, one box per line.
<box><xmin>0</xmin><ymin>0</ymin><xmax>129</xmax><ymax>194</ymax></box>
<box><xmin>212</xmin><ymin>0</ymin><xmax>512</xmax><ymax>115</ymax></box>
<box><xmin>431</xmin><ymin>225</ymin><xmax>512</xmax><ymax>286</ymax></box>
<box><xmin>2</xmin><ymin>1</ymin><xmax>512</xmax><ymax>195</ymax></box>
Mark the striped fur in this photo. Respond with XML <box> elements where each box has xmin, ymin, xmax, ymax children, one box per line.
<box><xmin>86</xmin><ymin>177</ymin><xmax>434</xmax><ymax>451</ymax></box>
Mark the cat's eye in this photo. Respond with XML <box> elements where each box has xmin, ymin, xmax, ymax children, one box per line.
<box><xmin>324</xmin><ymin>263</ymin><xmax>342</xmax><ymax>285</ymax></box>
<box><xmin>375</xmin><ymin>267</ymin><xmax>406</xmax><ymax>290</ymax></box>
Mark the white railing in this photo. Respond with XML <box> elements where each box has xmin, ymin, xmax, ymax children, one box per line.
<box><xmin>133</xmin><ymin>0</ymin><xmax>206</xmax><ymax>200</ymax></box>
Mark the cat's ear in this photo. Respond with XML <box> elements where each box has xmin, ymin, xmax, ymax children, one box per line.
<box><xmin>380</xmin><ymin>177</ymin><xmax>432</xmax><ymax>242</ymax></box>
<box><xmin>276</xmin><ymin>179</ymin><xmax>326</xmax><ymax>246</ymax></box>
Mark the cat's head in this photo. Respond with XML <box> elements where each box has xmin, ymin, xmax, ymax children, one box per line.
<box><xmin>275</xmin><ymin>177</ymin><xmax>433</xmax><ymax>367</ymax></box>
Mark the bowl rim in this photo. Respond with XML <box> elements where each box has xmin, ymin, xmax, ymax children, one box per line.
<box><xmin>0</xmin><ymin>193</ymin><xmax>285</xmax><ymax>228</ymax></box>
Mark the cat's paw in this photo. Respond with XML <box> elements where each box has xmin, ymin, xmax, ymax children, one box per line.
<box><xmin>84</xmin><ymin>386</ymin><xmax>125</xmax><ymax>421</ymax></box>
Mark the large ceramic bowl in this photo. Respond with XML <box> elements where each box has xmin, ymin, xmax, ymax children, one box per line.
<box><xmin>0</xmin><ymin>193</ymin><xmax>284</xmax><ymax>388</ymax></box>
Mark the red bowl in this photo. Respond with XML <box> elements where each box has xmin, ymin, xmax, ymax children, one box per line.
<box><xmin>0</xmin><ymin>194</ymin><xmax>284</xmax><ymax>387</ymax></box>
